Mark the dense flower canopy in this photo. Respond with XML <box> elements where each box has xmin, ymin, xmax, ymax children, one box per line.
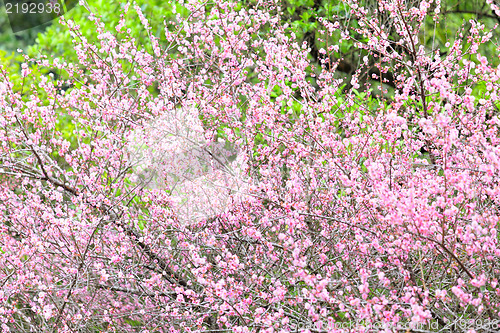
<box><xmin>0</xmin><ymin>0</ymin><xmax>500</xmax><ymax>332</ymax></box>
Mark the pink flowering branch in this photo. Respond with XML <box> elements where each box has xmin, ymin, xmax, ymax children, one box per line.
<box><xmin>0</xmin><ymin>0</ymin><xmax>499</xmax><ymax>331</ymax></box>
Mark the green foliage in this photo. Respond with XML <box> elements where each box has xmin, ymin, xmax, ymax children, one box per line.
<box><xmin>0</xmin><ymin>4</ymin><xmax>52</xmax><ymax>55</ymax></box>
<box><xmin>0</xmin><ymin>49</ymin><xmax>23</xmax><ymax>76</ymax></box>
<box><xmin>28</xmin><ymin>0</ymin><xmax>180</xmax><ymax>61</ymax></box>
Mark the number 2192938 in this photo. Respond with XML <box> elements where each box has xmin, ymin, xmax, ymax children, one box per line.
<box><xmin>5</xmin><ymin>1</ymin><xmax>61</xmax><ymax>14</ymax></box>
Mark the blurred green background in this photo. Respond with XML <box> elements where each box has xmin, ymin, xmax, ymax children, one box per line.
<box><xmin>0</xmin><ymin>0</ymin><xmax>498</xmax><ymax>101</ymax></box>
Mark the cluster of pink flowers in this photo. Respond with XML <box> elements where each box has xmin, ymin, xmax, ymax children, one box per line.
<box><xmin>0</xmin><ymin>0</ymin><xmax>499</xmax><ymax>331</ymax></box>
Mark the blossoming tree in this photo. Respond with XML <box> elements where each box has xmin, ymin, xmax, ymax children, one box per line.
<box><xmin>0</xmin><ymin>0</ymin><xmax>500</xmax><ymax>332</ymax></box>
